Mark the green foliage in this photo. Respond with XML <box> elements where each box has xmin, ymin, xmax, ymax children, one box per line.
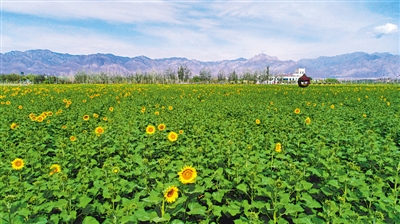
<box><xmin>0</xmin><ymin>84</ymin><xmax>399</xmax><ymax>223</ymax></box>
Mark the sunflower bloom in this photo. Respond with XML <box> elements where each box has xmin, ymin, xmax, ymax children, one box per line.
<box><xmin>294</xmin><ymin>108</ymin><xmax>300</xmax><ymax>114</ymax></box>
<box><xmin>164</xmin><ymin>186</ymin><xmax>179</xmax><ymax>203</ymax></box>
<box><xmin>93</xmin><ymin>113</ymin><xmax>99</xmax><ymax>118</ymax></box>
<box><xmin>305</xmin><ymin>117</ymin><xmax>311</xmax><ymax>125</ymax></box>
<box><xmin>11</xmin><ymin>158</ymin><xmax>24</xmax><ymax>170</ymax></box>
<box><xmin>95</xmin><ymin>126</ymin><xmax>104</xmax><ymax>136</ymax></box>
<box><xmin>109</xmin><ymin>107</ymin><xmax>114</xmax><ymax>112</ymax></box>
<box><xmin>255</xmin><ymin>119</ymin><xmax>260</xmax><ymax>124</ymax></box>
<box><xmin>178</xmin><ymin>166</ymin><xmax>197</xmax><ymax>184</ymax></box>
<box><xmin>168</xmin><ymin>131</ymin><xmax>178</xmax><ymax>142</ymax></box>
<box><xmin>49</xmin><ymin>164</ymin><xmax>61</xmax><ymax>175</ymax></box>
<box><xmin>275</xmin><ymin>143</ymin><xmax>282</xmax><ymax>153</ymax></box>
<box><xmin>83</xmin><ymin>115</ymin><xmax>90</xmax><ymax>121</ymax></box>
<box><xmin>330</xmin><ymin>104</ymin><xmax>335</xmax><ymax>109</ymax></box>
<box><xmin>18</xmin><ymin>105</ymin><xmax>23</xmax><ymax>109</ymax></box>
<box><xmin>112</xmin><ymin>167</ymin><xmax>120</xmax><ymax>174</ymax></box>
<box><xmin>179</xmin><ymin>130</ymin><xmax>184</xmax><ymax>135</ymax></box>
<box><xmin>154</xmin><ymin>111</ymin><xmax>159</xmax><ymax>115</ymax></box>
<box><xmin>146</xmin><ymin>125</ymin><xmax>156</xmax><ymax>134</ymax></box>
<box><xmin>168</xmin><ymin>106</ymin><xmax>173</xmax><ymax>110</ymax></box>
<box><xmin>36</xmin><ymin>116</ymin><xmax>44</xmax><ymax>122</ymax></box>
<box><xmin>10</xmin><ymin>123</ymin><xmax>18</xmax><ymax>130</ymax></box>
<box><xmin>70</xmin><ymin>136</ymin><xmax>76</xmax><ymax>142</ymax></box>
<box><xmin>158</xmin><ymin>124</ymin><xmax>166</xmax><ymax>131</ymax></box>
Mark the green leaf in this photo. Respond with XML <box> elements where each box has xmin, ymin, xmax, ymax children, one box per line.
<box><xmin>212</xmin><ymin>190</ymin><xmax>226</xmax><ymax>203</ymax></box>
<box><xmin>142</xmin><ymin>190</ymin><xmax>162</xmax><ymax>204</ymax></box>
<box><xmin>327</xmin><ymin>180</ymin><xmax>339</xmax><ymax>188</ymax></box>
<box><xmin>320</xmin><ymin>186</ymin><xmax>334</xmax><ymax>196</ymax></box>
<box><xmin>134</xmin><ymin>208</ymin><xmax>159</xmax><ymax>222</ymax></box>
<box><xmin>301</xmin><ymin>193</ymin><xmax>322</xmax><ymax>208</ymax></box>
<box><xmin>299</xmin><ymin>180</ymin><xmax>314</xmax><ymax>190</ymax></box>
<box><xmin>187</xmin><ymin>202</ymin><xmax>207</xmax><ymax>216</ymax></box>
<box><xmin>82</xmin><ymin>216</ymin><xmax>100</xmax><ymax>224</ymax></box>
<box><xmin>223</xmin><ymin>202</ymin><xmax>241</xmax><ymax>216</ymax></box>
<box><xmin>236</xmin><ymin>183</ymin><xmax>248</xmax><ymax>194</ymax></box>
<box><xmin>284</xmin><ymin>203</ymin><xmax>304</xmax><ymax>215</ymax></box>
<box><xmin>152</xmin><ymin>213</ymin><xmax>171</xmax><ymax>223</ymax></box>
<box><xmin>78</xmin><ymin>195</ymin><xmax>92</xmax><ymax>208</ymax></box>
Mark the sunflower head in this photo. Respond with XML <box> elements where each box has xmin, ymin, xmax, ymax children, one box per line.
<box><xmin>83</xmin><ymin>115</ymin><xmax>90</xmax><ymax>121</ymax></box>
<box><xmin>164</xmin><ymin>186</ymin><xmax>179</xmax><ymax>203</ymax></box>
<box><xmin>158</xmin><ymin>124</ymin><xmax>166</xmax><ymax>131</ymax></box>
<box><xmin>305</xmin><ymin>117</ymin><xmax>311</xmax><ymax>125</ymax></box>
<box><xmin>109</xmin><ymin>107</ymin><xmax>114</xmax><ymax>112</ymax></box>
<box><xmin>10</xmin><ymin>123</ymin><xmax>18</xmax><ymax>130</ymax></box>
<box><xmin>95</xmin><ymin>126</ymin><xmax>104</xmax><ymax>136</ymax></box>
<box><xmin>294</xmin><ymin>108</ymin><xmax>300</xmax><ymax>114</ymax></box>
<box><xmin>112</xmin><ymin>167</ymin><xmax>120</xmax><ymax>174</ymax></box>
<box><xmin>168</xmin><ymin>131</ymin><xmax>178</xmax><ymax>142</ymax></box>
<box><xmin>179</xmin><ymin>130</ymin><xmax>184</xmax><ymax>135</ymax></box>
<box><xmin>49</xmin><ymin>164</ymin><xmax>61</xmax><ymax>175</ymax></box>
<box><xmin>70</xmin><ymin>136</ymin><xmax>76</xmax><ymax>142</ymax></box>
<box><xmin>178</xmin><ymin>166</ymin><xmax>197</xmax><ymax>184</ymax></box>
<box><xmin>255</xmin><ymin>119</ymin><xmax>260</xmax><ymax>125</ymax></box>
<box><xmin>36</xmin><ymin>116</ymin><xmax>44</xmax><ymax>122</ymax></box>
<box><xmin>330</xmin><ymin>104</ymin><xmax>335</xmax><ymax>109</ymax></box>
<box><xmin>275</xmin><ymin>143</ymin><xmax>282</xmax><ymax>153</ymax></box>
<box><xmin>146</xmin><ymin>125</ymin><xmax>156</xmax><ymax>134</ymax></box>
<box><xmin>11</xmin><ymin>158</ymin><xmax>24</xmax><ymax>170</ymax></box>
<box><xmin>168</xmin><ymin>106</ymin><xmax>173</xmax><ymax>111</ymax></box>
<box><xmin>93</xmin><ymin>113</ymin><xmax>99</xmax><ymax>118</ymax></box>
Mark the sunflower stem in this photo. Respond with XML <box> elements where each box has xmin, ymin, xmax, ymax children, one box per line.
<box><xmin>161</xmin><ymin>199</ymin><xmax>165</xmax><ymax>217</ymax></box>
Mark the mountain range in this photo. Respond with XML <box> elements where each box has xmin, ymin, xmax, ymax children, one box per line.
<box><xmin>1</xmin><ymin>49</ymin><xmax>399</xmax><ymax>79</ymax></box>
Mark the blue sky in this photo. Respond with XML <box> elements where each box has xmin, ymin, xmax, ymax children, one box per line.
<box><xmin>1</xmin><ymin>0</ymin><xmax>399</xmax><ymax>61</ymax></box>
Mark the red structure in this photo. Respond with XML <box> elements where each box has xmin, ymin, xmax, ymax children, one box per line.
<box><xmin>298</xmin><ymin>74</ymin><xmax>311</xmax><ymax>88</ymax></box>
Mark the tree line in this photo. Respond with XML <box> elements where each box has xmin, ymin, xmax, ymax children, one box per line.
<box><xmin>0</xmin><ymin>66</ymin><xmax>273</xmax><ymax>84</ymax></box>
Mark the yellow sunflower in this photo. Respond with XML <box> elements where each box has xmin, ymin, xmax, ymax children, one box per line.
<box><xmin>36</xmin><ymin>116</ymin><xmax>44</xmax><ymax>122</ymax></box>
<box><xmin>294</xmin><ymin>108</ymin><xmax>300</xmax><ymax>114</ymax></box>
<box><xmin>330</xmin><ymin>104</ymin><xmax>335</xmax><ymax>109</ymax></box>
<box><xmin>49</xmin><ymin>164</ymin><xmax>61</xmax><ymax>175</ymax></box>
<box><xmin>18</xmin><ymin>105</ymin><xmax>23</xmax><ymax>109</ymax></box>
<box><xmin>95</xmin><ymin>126</ymin><xmax>104</xmax><ymax>136</ymax></box>
<box><xmin>158</xmin><ymin>124</ymin><xmax>166</xmax><ymax>131</ymax></box>
<box><xmin>168</xmin><ymin>106</ymin><xmax>173</xmax><ymax>110</ymax></box>
<box><xmin>70</xmin><ymin>136</ymin><xmax>76</xmax><ymax>142</ymax></box>
<box><xmin>83</xmin><ymin>115</ymin><xmax>90</xmax><ymax>121</ymax></box>
<box><xmin>112</xmin><ymin>167</ymin><xmax>120</xmax><ymax>174</ymax></box>
<box><xmin>275</xmin><ymin>143</ymin><xmax>282</xmax><ymax>153</ymax></box>
<box><xmin>146</xmin><ymin>125</ymin><xmax>156</xmax><ymax>134</ymax></box>
<box><xmin>178</xmin><ymin>166</ymin><xmax>197</xmax><ymax>184</ymax></box>
<box><xmin>93</xmin><ymin>113</ymin><xmax>99</xmax><ymax>118</ymax></box>
<box><xmin>109</xmin><ymin>107</ymin><xmax>114</xmax><ymax>112</ymax></box>
<box><xmin>305</xmin><ymin>117</ymin><xmax>311</xmax><ymax>125</ymax></box>
<box><xmin>164</xmin><ymin>186</ymin><xmax>179</xmax><ymax>203</ymax></box>
<box><xmin>179</xmin><ymin>130</ymin><xmax>184</xmax><ymax>135</ymax></box>
<box><xmin>168</xmin><ymin>131</ymin><xmax>178</xmax><ymax>142</ymax></box>
<box><xmin>10</xmin><ymin>123</ymin><xmax>18</xmax><ymax>130</ymax></box>
<box><xmin>255</xmin><ymin>119</ymin><xmax>260</xmax><ymax>125</ymax></box>
<box><xmin>11</xmin><ymin>158</ymin><xmax>24</xmax><ymax>170</ymax></box>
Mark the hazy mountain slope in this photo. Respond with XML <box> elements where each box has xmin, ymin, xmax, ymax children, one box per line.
<box><xmin>1</xmin><ymin>50</ymin><xmax>398</xmax><ymax>79</ymax></box>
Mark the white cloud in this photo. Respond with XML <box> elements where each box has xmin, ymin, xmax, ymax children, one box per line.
<box><xmin>373</xmin><ymin>23</ymin><xmax>399</xmax><ymax>38</ymax></box>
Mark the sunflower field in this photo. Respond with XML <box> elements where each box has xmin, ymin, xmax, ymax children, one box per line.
<box><xmin>1</xmin><ymin>84</ymin><xmax>399</xmax><ymax>223</ymax></box>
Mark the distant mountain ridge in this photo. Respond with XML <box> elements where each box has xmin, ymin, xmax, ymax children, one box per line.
<box><xmin>1</xmin><ymin>49</ymin><xmax>399</xmax><ymax>79</ymax></box>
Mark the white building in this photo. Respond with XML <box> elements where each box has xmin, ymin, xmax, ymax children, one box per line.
<box><xmin>282</xmin><ymin>68</ymin><xmax>305</xmax><ymax>82</ymax></box>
